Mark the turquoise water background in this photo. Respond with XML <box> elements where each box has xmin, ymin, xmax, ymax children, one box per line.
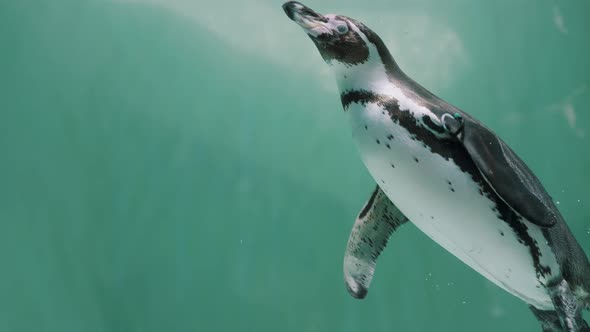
<box><xmin>1</xmin><ymin>0</ymin><xmax>589</xmax><ymax>331</ymax></box>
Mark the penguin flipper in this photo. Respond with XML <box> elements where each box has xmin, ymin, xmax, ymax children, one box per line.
<box><xmin>343</xmin><ymin>185</ymin><xmax>408</xmax><ymax>299</ymax></box>
<box><xmin>442</xmin><ymin>114</ymin><xmax>560</xmax><ymax>228</ymax></box>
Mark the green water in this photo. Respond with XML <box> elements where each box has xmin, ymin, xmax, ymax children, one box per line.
<box><xmin>1</xmin><ymin>0</ymin><xmax>589</xmax><ymax>331</ymax></box>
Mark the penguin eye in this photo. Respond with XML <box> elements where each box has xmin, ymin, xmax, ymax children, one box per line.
<box><xmin>336</xmin><ymin>24</ymin><xmax>349</xmax><ymax>34</ymax></box>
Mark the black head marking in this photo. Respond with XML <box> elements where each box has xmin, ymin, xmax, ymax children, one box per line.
<box><xmin>284</xmin><ymin>2</ymin><xmax>369</xmax><ymax>65</ymax></box>
<box><xmin>346</xmin><ymin>18</ymin><xmax>404</xmax><ymax>75</ymax></box>
<box><xmin>285</xmin><ymin>1</ymin><xmax>405</xmax><ymax>70</ymax></box>
<box><xmin>309</xmin><ymin>16</ymin><xmax>369</xmax><ymax>66</ymax></box>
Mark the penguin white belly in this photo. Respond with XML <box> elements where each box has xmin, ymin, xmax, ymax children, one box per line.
<box><xmin>348</xmin><ymin>102</ymin><xmax>560</xmax><ymax>310</ymax></box>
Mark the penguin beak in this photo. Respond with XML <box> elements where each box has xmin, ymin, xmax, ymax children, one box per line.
<box><xmin>282</xmin><ymin>1</ymin><xmax>331</xmax><ymax>37</ymax></box>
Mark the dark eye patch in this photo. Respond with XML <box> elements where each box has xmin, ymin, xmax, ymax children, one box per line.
<box><xmin>310</xmin><ymin>19</ymin><xmax>369</xmax><ymax>65</ymax></box>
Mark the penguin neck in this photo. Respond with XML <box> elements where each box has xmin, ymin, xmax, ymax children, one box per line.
<box><xmin>332</xmin><ymin>62</ymin><xmax>387</xmax><ymax>95</ymax></box>
<box><xmin>331</xmin><ymin>41</ymin><xmax>406</xmax><ymax>96</ymax></box>
<box><xmin>332</xmin><ymin>40</ymin><xmax>441</xmax><ymax>123</ymax></box>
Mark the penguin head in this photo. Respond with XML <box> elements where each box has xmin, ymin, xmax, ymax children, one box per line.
<box><xmin>283</xmin><ymin>1</ymin><xmax>374</xmax><ymax>66</ymax></box>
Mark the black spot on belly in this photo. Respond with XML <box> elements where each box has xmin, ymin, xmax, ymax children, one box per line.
<box><xmin>376</xmin><ymin>139</ymin><xmax>381</xmax><ymax>144</ymax></box>
<box><xmin>446</xmin><ymin>179</ymin><xmax>456</xmax><ymax>192</ymax></box>
<box><xmin>500</xmin><ymin>231</ymin><xmax>504</xmax><ymax>236</ymax></box>
<box><xmin>390</xmin><ymin>163</ymin><xmax>395</xmax><ymax>168</ymax></box>
<box><xmin>414</xmin><ymin>157</ymin><xmax>419</xmax><ymax>163</ymax></box>
<box><xmin>387</xmin><ymin>134</ymin><xmax>394</xmax><ymax>140</ymax></box>
<box><xmin>340</xmin><ymin>89</ymin><xmax>552</xmax><ymax>279</ymax></box>
<box><xmin>386</xmin><ymin>143</ymin><xmax>391</xmax><ymax>149</ymax></box>
<box><xmin>364</xmin><ymin>125</ymin><xmax>368</xmax><ymax>130</ymax></box>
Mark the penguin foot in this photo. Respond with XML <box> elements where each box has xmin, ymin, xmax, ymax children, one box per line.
<box><xmin>529</xmin><ymin>306</ymin><xmax>563</xmax><ymax>332</ymax></box>
<box><xmin>547</xmin><ymin>279</ymin><xmax>588</xmax><ymax>332</ymax></box>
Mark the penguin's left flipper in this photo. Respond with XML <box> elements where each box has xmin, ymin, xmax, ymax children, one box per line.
<box><xmin>343</xmin><ymin>185</ymin><xmax>408</xmax><ymax>299</ymax></box>
<box><xmin>442</xmin><ymin>113</ymin><xmax>560</xmax><ymax>228</ymax></box>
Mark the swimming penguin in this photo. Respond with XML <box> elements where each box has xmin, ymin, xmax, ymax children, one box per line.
<box><xmin>282</xmin><ymin>2</ymin><xmax>590</xmax><ymax>331</ymax></box>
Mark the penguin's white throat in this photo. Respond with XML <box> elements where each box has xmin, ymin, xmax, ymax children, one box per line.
<box><xmin>331</xmin><ymin>55</ymin><xmax>391</xmax><ymax>94</ymax></box>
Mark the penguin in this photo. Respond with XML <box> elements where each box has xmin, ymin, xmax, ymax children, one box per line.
<box><xmin>282</xmin><ymin>2</ymin><xmax>590</xmax><ymax>331</ymax></box>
